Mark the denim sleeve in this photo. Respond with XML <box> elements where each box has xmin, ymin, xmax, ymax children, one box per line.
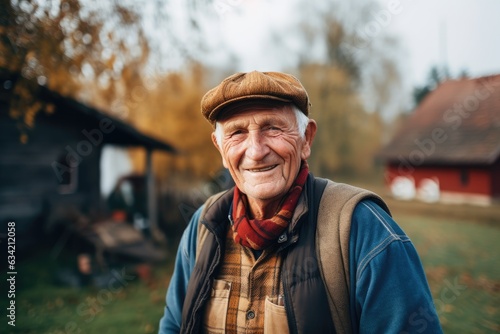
<box><xmin>349</xmin><ymin>200</ymin><xmax>443</xmax><ymax>334</ymax></box>
<box><xmin>158</xmin><ymin>206</ymin><xmax>203</xmax><ymax>334</ymax></box>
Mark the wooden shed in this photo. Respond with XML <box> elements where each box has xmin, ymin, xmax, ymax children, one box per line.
<box><xmin>378</xmin><ymin>74</ymin><xmax>500</xmax><ymax>206</ymax></box>
<box><xmin>0</xmin><ymin>70</ymin><xmax>176</xmax><ymax>253</ymax></box>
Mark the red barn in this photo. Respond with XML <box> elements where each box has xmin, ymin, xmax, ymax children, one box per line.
<box><xmin>378</xmin><ymin>74</ymin><xmax>500</xmax><ymax>206</ymax></box>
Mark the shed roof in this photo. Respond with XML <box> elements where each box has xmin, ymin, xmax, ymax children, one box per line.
<box><xmin>379</xmin><ymin>74</ymin><xmax>500</xmax><ymax>165</ymax></box>
<box><xmin>1</xmin><ymin>69</ymin><xmax>176</xmax><ymax>153</ymax></box>
<box><xmin>40</xmin><ymin>87</ymin><xmax>177</xmax><ymax>152</ymax></box>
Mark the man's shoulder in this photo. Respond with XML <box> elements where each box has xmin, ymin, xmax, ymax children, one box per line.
<box><xmin>200</xmin><ymin>187</ymin><xmax>234</xmax><ymax>221</ymax></box>
<box><xmin>322</xmin><ymin>178</ymin><xmax>371</xmax><ymax>193</ymax></box>
<box><xmin>351</xmin><ymin>199</ymin><xmax>407</xmax><ymax>240</ymax></box>
<box><xmin>316</xmin><ymin>178</ymin><xmax>390</xmax><ymax>217</ymax></box>
<box><xmin>194</xmin><ymin>188</ymin><xmax>234</xmax><ymax>259</ymax></box>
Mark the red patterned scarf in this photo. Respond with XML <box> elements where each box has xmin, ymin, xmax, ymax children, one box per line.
<box><xmin>231</xmin><ymin>161</ymin><xmax>309</xmax><ymax>250</ymax></box>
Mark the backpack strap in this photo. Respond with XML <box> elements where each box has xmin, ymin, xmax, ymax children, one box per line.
<box><xmin>316</xmin><ymin>179</ymin><xmax>390</xmax><ymax>334</ymax></box>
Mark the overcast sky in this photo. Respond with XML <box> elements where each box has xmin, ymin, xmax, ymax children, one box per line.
<box><xmin>388</xmin><ymin>0</ymin><xmax>500</xmax><ymax>86</ymax></box>
<box><xmin>213</xmin><ymin>0</ymin><xmax>500</xmax><ymax>87</ymax></box>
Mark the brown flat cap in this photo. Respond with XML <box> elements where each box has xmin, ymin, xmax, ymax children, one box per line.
<box><xmin>201</xmin><ymin>71</ymin><xmax>310</xmax><ymax>124</ymax></box>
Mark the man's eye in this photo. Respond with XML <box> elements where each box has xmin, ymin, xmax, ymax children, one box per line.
<box><xmin>230</xmin><ymin>130</ymin><xmax>243</xmax><ymax>136</ymax></box>
<box><xmin>265</xmin><ymin>126</ymin><xmax>281</xmax><ymax>132</ymax></box>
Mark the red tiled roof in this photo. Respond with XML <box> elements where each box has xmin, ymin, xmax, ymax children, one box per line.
<box><xmin>379</xmin><ymin>74</ymin><xmax>500</xmax><ymax>165</ymax></box>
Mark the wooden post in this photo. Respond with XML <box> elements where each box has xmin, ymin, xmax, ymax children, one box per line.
<box><xmin>146</xmin><ymin>148</ymin><xmax>165</xmax><ymax>244</ymax></box>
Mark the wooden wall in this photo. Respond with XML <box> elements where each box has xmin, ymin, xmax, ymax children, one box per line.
<box><xmin>0</xmin><ymin>101</ymin><xmax>103</xmax><ymax>252</ymax></box>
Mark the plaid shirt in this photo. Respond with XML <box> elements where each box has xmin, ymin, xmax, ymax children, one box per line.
<box><xmin>202</xmin><ymin>227</ymin><xmax>286</xmax><ymax>334</ymax></box>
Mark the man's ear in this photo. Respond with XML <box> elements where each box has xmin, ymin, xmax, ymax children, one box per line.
<box><xmin>211</xmin><ymin>132</ymin><xmax>228</xmax><ymax>168</ymax></box>
<box><xmin>301</xmin><ymin>119</ymin><xmax>317</xmax><ymax>160</ymax></box>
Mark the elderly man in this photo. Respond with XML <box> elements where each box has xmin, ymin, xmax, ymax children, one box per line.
<box><xmin>159</xmin><ymin>71</ymin><xmax>442</xmax><ymax>334</ymax></box>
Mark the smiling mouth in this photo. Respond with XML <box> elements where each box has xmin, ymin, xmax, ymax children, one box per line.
<box><xmin>247</xmin><ymin>165</ymin><xmax>277</xmax><ymax>173</ymax></box>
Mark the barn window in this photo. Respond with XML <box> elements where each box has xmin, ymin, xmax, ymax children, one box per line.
<box><xmin>460</xmin><ymin>169</ymin><xmax>469</xmax><ymax>186</ymax></box>
<box><xmin>52</xmin><ymin>154</ymin><xmax>79</xmax><ymax>194</ymax></box>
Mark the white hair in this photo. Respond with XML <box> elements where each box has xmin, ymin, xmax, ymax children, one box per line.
<box><xmin>213</xmin><ymin>104</ymin><xmax>309</xmax><ymax>148</ymax></box>
<box><xmin>293</xmin><ymin>105</ymin><xmax>310</xmax><ymax>138</ymax></box>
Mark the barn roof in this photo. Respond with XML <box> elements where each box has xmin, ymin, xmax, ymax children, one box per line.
<box><xmin>379</xmin><ymin>74</ymin><xmax>500</xmax><ymax>165</ymax></box>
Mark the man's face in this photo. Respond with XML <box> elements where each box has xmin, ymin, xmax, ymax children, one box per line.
<box><xmin>212</xmin><ymin>105</ymin><xmax>316</xmax><ymax>209</ymax></box>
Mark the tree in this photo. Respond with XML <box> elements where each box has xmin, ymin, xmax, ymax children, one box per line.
<box><xmin>127</xmin><ymin>64</ymin><xmax>223</xmax><ymax>182</ymax></box>
<box><xmin>291</xmin><ymin>0</ymin><xmax>399</xmax><ymax>178</ymax></box>
<box><xmin>1</xmin><ymin>0</ymin><xmax>152</xmax><ymax>140</ymax></box>
<box><xmin>299</xmin><ymin>64</ymin><xmax>383</xmax><ymax>178</ymax></box>
<box><xmin>412</xmin><ymin>65</ymin><xmax>449</xmax><ymax>106</ymax></box>
<box><xmin>292</xmin><ymin>0</ymin><xmax>405</xmax><ymax>117</ymax></box>
<box><xmin>1</xmin><ymin>0</ymin><xmax>234</xmax><ymax>184</ymax></box>
<box><xmin>413</xmin><ymin>66</ymin><xmax>441</xmax><ymax>106</ymax></box>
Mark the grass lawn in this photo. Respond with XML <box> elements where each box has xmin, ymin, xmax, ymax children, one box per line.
<box><xmin>396</xmin><ymin>213</ymin><xmax>500</xmax><ymax>333</ymax></box>
<box><xmin>2</xmin><ymin>209</ymin><xmax>499</xmax><ymax>333</ymax></box>
<box><xmin>1</xmin><ymin>250</ymin><xmax>175</xmax><ymax>334</ymax></box>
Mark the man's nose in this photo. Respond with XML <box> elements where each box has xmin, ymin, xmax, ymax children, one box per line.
<box><xmin>245</xmin><ymin>131</ymin><xmax>270</xmax><ymax>160</ymax></box>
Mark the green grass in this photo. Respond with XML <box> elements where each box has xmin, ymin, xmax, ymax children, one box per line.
<box><xmin>1</xmin><ymin>250</ymin><xmax>174</xmax><ymax>334</ymax></box>
<box><xmin>397</xmin><ymin>214</ymin><xmax>500</xmax><ymax>333</ymax></box>
<box><xmin>2</xmin><ymin>213</ymin><xmax>499</xmax><ymax>333</ymax></box>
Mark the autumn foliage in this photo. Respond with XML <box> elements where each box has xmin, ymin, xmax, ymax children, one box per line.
<box><xmin>2</xmin><ymin>0</ymin><xmax>397</xmax><ymax>186</ymax></box>
<box><xmin>125</xmin><ymin>66</ymin><xmax>224</xmax><ymax>183</ymax></box>
<box><xmin>300</xmin><ymin>64</ymin><xmax>384</xmax><ymax>178</ymax></box>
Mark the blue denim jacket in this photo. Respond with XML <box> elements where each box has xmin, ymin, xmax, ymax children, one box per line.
<box><xmin>158</xmin><ymin>199</ymin><xmax>442</xmax><ymax>333</ymax></box>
